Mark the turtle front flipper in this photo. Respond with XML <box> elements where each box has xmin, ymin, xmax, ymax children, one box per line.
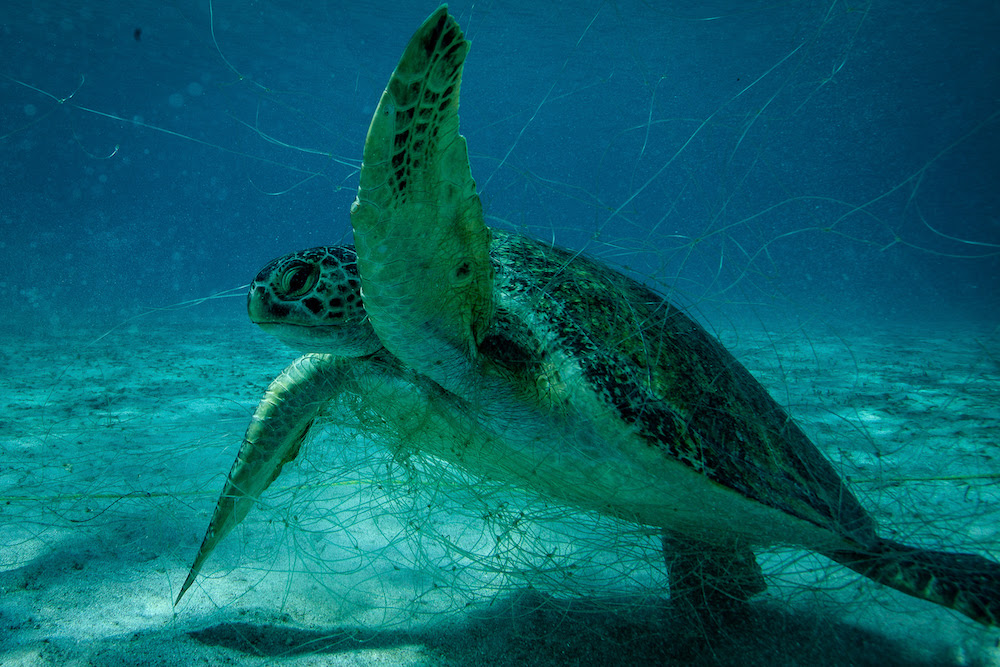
<box><xmin>349</xmin><ymin>6</ymin><xmax>493</xmax><ymax>392</ymax></box>
<box><xmin>175</xmin><ymin>353</ymin><xmax>344</xmax><ymax>605</ymax></box>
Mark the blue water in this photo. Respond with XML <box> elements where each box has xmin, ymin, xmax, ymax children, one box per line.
<box><xmin>2</xmin><ymin>3</ymin><xmax>999</xmax><ymax>664</ymax></box>
<box><xmin>2</xmin><ymin>1</ymin><xmax>996</xmax><ymax>329</ymax></box>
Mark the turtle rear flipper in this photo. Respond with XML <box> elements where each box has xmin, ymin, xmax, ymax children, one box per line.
<box><xmin>826</xmin><ymin>539</ymin><xmax>1000</xmax><ymax>626</ymax></box>
<box><xmin>662</xmin><ymin>534</ymin><xmax>766</xmax><ymax>630</ymax></box>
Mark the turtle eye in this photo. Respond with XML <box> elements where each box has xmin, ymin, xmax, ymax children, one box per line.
<box><xmin>278</xmin><ymin>262</ymin><xmax>319</xmax><ymax>299</ymax></box>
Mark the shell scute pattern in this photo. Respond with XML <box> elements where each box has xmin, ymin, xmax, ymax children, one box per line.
<box><xmin>487</xmin><ymin>230</ymin><xmax>873</xmax><ymax>541</ymax></box>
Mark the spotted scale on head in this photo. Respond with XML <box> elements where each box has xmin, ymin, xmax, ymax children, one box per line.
<box><xmin>247</xmin><ymin>246</ymin><xmax>381</xmax><ymax>356</ymax></box>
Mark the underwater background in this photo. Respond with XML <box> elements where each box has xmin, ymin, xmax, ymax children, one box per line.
<box><xmin>2</xmin><ymin>0</ymin><xmax>997</xmax><ymax>329</ymax></box>
<box><xmin>1</xmin><ymin>1</ymin><xmax>998</xmax><ymax>665</ymax></box>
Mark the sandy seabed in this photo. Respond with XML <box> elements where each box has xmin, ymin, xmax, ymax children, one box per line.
<box><xmin>1</xmin><ymin>315</ymin><xmax>998</xmax><ymax>666</ymax></box>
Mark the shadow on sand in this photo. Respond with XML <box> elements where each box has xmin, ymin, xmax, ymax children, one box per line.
<box><xmin>183</xmin><ymin>589</ymin><xmax>953</xmax><ymax>666</ymax></box>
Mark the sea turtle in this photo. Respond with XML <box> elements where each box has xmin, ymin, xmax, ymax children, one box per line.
<box><xmin>175</xmin><ymin>6</ymin><xmax>1000</xmax><ymax>627</ymax></box>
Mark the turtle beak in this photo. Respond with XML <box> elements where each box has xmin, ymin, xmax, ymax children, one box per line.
<box><xmin>247</xmin><ymin>283</ymin><xmax>269</xmax><ymax>323</ymax></box>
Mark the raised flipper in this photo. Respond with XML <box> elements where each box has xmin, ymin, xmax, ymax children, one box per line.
<box><xmin>349</xmin><ymin>5</ymin><xmax>494</xmax><ymax>392</ymax></box>
<box><xmin>827</xmin><ymin>539</ymin><xmax>1000</xmax><ymax>626</ymax></box>
<box><xmin>175</xmin><ymin>353</ymin><xmax>344</xmax><ymax>604</ymax></box>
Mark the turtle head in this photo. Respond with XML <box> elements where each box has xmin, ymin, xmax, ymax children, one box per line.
<box><xmin>247</xmin><ymin>246</ymin><xmax>382</xmax><ymax>356</ymax></box>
